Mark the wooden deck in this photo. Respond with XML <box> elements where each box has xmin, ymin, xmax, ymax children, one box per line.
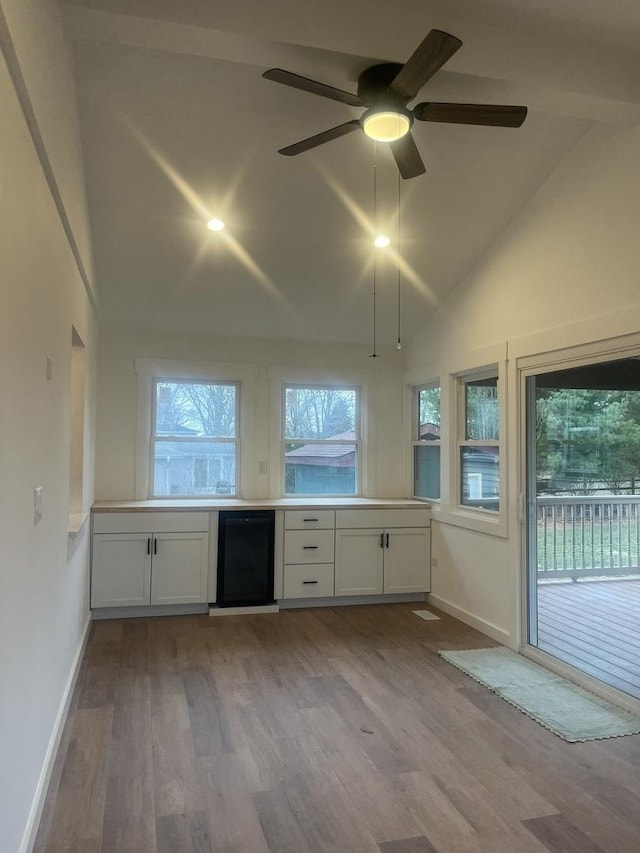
<box><xmin>537</xmin><ymin>578</ymin><xmax>640</xmax><ymax>700</ymax></box>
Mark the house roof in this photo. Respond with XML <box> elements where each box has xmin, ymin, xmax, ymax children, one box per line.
<box><xmin>286</xmin><ymin>430</ymin><xmax>355</xmax><ymax>464</ymax></box>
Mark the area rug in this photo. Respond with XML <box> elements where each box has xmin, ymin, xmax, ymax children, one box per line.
<box><xmin>439</xmin><ymin>647</ymin><xmax>640</xmax><ymax>742</ymax></box>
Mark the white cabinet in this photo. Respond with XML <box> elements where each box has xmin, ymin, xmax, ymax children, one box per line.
<box><xmin>91</xmin><ymin>513</ymin><xmax>209</xmax><ymax>609</ymax></box>
<box><xmin>282</xmin><ymin>510</ymin><xmax>335</xmax><ymax>599</ymax></box>
<box><xmin>335</xmin><ymin>509</ymin><xmax>430</xmax><ymax>597</ymax></box>
<box><xmin>334</xmin><ymin>529</ymin><xmax>384</xmax><ymax>595</ymax></box>
<box><xmin>92</xmin><ymin>533</ymin><xmax>151</xmax><ymax>607</ymax></box>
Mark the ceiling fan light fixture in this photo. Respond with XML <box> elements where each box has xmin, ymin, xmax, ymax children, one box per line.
<box><xmin>362</xmin><ymin>108</ymin><xmax>412</xmax><ymax>142</ymax></box>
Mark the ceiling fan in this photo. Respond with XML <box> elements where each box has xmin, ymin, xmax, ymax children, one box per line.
<box><xmin>263</xmin><ymin>29</ymin><xmax>527</xmax><ymax>179</ymax></box>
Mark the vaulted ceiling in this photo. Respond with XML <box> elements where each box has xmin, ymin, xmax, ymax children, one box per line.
<box><xmin>62</xmin><ymin>0</ymin><xmax>640</xmax><ymax>345</ymax></box>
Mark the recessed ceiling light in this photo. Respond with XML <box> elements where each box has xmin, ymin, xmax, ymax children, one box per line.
<box><xmin>374</xmin><ymin>235</ymin><xmax>390</xmax><ymax>248</ymax></box>
<box><xmin>207</xmin><ymin>218</ymin><xmax>225</xmax><ymax>231</ymax></box>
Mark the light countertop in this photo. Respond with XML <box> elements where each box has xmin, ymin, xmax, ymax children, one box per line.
<box><xmin>92</xmin><ymin>497</ymin><xmax>431</xmax><ymax>512</ymax></box>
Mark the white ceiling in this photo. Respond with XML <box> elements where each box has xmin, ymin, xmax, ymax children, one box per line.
<box><xmin>62</xmin><ymin>0</ymin><xmax>640</xmax><ymax>346</ymax></box>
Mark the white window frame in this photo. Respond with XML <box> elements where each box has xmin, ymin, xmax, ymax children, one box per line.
<box><xmin>282</xmin><ymin>382</ymin><xmax>362</xmax><ymax>497</ymax></box>
<box><xmin>150</xmin><ymin>377</ymin><xmax>239</xmax><ymax>499</ymax></box>
<box><xmin>134</xmin><ymin>358</ymin><xmax>258</xmax><ymax>500</ymax></box>
<box><xmin>457</xmin><ymin>366</ymin><xmax>501</xmax><ymax>515</ymax></box>
<box><xmin>412</xmin><ymin>381</ymin><xmax>441</xmax><ymax>502</ymax></box>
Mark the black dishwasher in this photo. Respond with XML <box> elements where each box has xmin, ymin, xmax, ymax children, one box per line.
<box><xmin>216</xmin><ymin>510</ymin><xmax>275</xmax><ymax>606</ymax></box>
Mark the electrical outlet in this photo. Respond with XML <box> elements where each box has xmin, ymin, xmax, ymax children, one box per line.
<box><xmin>46</xmin><ymin>358</ymin><xmax>53</xmax><ymax>380</ymax></box>
<box><xmin>258</xmin><ymin>460</ymin><xmax>268</xmax><ymax>475</ymax></box>
<box><xmin>34</xmin><ymin>486</ymin><xmax>43</xmax><ymax>525</ymax></box>
<box><xmin>431</xmin><ymin>556</ymin><xmax>439</xmax><ymax>568</ymax></box>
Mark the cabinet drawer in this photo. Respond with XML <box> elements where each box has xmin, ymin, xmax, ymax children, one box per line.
<box><xmin>283</xmin><ymin>563</ymin><xmax>334</xmax><ymax>599</ymax></box>
<box><xmin>93</xmin><ymin>511</ymin><xmax>209</xmax><ymax>534</ymax></box>
<box><xmin>284</xmin><ymin>529</ymin><xmax>335</xmax><ymax>564</ymax></box>
<box><xmin>284</xmin><ymin>510</ymin><xmax>335</xmax><ymax>530</ymax></box>
<box><xmin>335</xmin><ymin>508</ymin><xmax>430</xmax><ymax>529</ymax></box>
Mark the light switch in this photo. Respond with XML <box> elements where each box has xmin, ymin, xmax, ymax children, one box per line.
<box><xmin>258</xmin><ymin>460</ymin><xmax>268</xmax><ymax>475</ymax></box>
<box><xmin>34</xmin><ymin>487</ymin><xmax>43</xmax><ymax>525</ymax></box>
<box><xmin>46</xmin><ymin>358</ymin><xmax>53</xmax><ymax>380</ymax></box>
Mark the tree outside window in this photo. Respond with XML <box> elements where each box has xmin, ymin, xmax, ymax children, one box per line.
<box><xmin>459</xmin><ymin>374</ymin><xmax>500</xmax><ymax>512</ymax></box>
<box><xmin>414</xmin><ymin>384</ymin><xmax>441</xmax><ymax>500</ymax></box>
<box><xmin>152</xmin><ymin>380</ymin><xmax>238</xmax><ymax>497</ymax></box>
<box><xmin>283</xmin><ymin>385</ymin><xmax>360</xmax><ymax>496</ymax></box>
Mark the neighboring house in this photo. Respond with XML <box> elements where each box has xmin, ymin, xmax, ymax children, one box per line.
<box><xmin>155</xmin><ymin>424</ymin><xmax>236</xmax><ymax>494</ymax></box>
<box><xmin>419</xmin><ymin>422</ymin><xmax>440</xmax><ymax>440</ymax></box>
<box><xmin>285</xmin><ymin>430</ymin><xmax>356</xmax><ymax>493</ymax></box>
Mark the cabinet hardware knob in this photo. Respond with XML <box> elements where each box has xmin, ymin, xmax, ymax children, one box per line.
<box><xmin>303</xmin><ymin>580</ymin><xmax>319</xmax><ymax>584</ymax></box>
<box><xmin>303</xmin><ymin>545</ymin><xmax>319</xmax><ymax>550</ymax></box>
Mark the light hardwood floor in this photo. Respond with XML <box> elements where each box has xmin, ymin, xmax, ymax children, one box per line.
<box><xmin>34</xmin><ymin>603</ymin><xmax>640</xmax><ymax>852</ymax></box>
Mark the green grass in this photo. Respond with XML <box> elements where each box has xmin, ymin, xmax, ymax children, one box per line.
<box><xmin>537</xmin><ymin>518</ymin><xmax>640</xmax><ymax>573</ymax></box>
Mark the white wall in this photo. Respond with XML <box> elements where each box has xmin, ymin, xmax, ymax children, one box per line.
<box><xmin>96</xmin><ymin>328</ymin><xmax>405</xmax><ymax>501</ymax></box>
<box><xmin>0</xmin><ymin>3</ymin><xmax>97</xmax><ymax>851</ymax></box>
<box><xmin>404</xmin><ymin>121</ymin><xmax>640</xmax><ymax>646</ymax></box>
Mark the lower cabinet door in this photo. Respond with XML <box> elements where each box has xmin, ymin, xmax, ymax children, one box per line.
<box><xmin>150</xmin><ymin>532</ymin><xmax>209</xmax><ymax>605</ymax></box>
<box><xmin>383</xmin><ymin>528</ymin><xmax>431</xmax><ymax>594</ymax></box>
<box><xmin>334</xmin><ymin>529</ymin><xmax>384</xmax><ymax>596</ymax></box>
<box><xmin>91</xmin><ymin>533</ymin><xmax>152</xmax><ymax>607</ymax></box>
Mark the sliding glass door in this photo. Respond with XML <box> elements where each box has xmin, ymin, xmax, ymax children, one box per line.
<box><xmin>526</xmin><ymin>358</ymin><xmax>640</xmax><ymax>699</ymax></box>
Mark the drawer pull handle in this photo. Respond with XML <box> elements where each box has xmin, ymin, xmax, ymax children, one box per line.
<box><xmin>303</xmin><ymin>518</ymin><xmax>319</xmax><ymax>522</ymax></box>
<box><xmin>303</xmin><ymin>545</ymin><xmax>319</xmax><ymax>550</ymax></box>
<box><xmin>303</xmin><ymin>580</ymin><xmax>319</xmax><ymax>584</ymax></box>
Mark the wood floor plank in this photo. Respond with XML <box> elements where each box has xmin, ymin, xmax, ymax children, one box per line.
<box><xmin>378</xmin><ymin>835</ymin><xmax>439</xmax><ymax>852</ymax></box>
<box><xmin>537</xmin><ymin>580</ymin><xmax>640</xmax><ymax>699</ymax></box>
<box><xmin>522</xmin><ymin>813</ymin><xmax>607</xmax><ymax>852</ymax></box>
<box><xmin>34</xmin><ymin>604</ymin><xmax>640</xmax><ymax>853</ymax></box>
<box><xmin>155</xmin><ymin>811</ymin><xmax>212</xmax><ymax>853</ymax></box>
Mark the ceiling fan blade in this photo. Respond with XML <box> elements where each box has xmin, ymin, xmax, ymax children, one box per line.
<box><xmin>278</xmin><ymin>120</ymin><xmax>361</xmax><ymax>156</ymax></box>
<box><xmin>263</xmin><ymin>68</ymin><xmax>363</xmax><ymax>107</ymax></box>
<box><xmin>389</xmin><ymin>30</ymin><xmax>462</xmax><ymax>102</ymax></box>
<box><xmin>390</xmin><ymin>132</ymin><xmax>426</xmax><ymax>180</ymax></box>
<box><xmin>414</xmin><ymin>101</ymin><xmax>528</xmax><ymax>127</ymax></box>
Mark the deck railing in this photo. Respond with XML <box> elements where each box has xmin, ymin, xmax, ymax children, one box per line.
<box><xmin>536</xmin><ymin>495</ymin><xmax>640</xmax><ymax>580</ymax></box>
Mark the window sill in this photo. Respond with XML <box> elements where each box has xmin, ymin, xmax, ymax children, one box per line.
<box><xmin>430</xmin><ymin>505</ymin><xmax>508</xmax><ymax>539</ymax></box>
<box><xmin>68</xmin><ymin>512</ymin><xmax>89</xmax><ymax>538</ymax></box>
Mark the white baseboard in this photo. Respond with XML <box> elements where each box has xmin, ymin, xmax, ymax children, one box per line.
<box><xmin>426</xmin><ymin>593</ymin><xmax>513</xmax><ymax>646</ymax></box>
<box><xmin>278</xmin><ymin>593</ymin><xmax>427</xmax><ymax>609</ymax></box>
<box><xmin>92</xmin><ymin>603</ymin><xmax>208</xmax><ymax>620</ymax></box>
<box><xmin>20</xmin><ymin>616</ymin><xmax>91</xmax><ymax>853</ymax></box>
<box><xmin>209</xmin><ymin>604</ymin><xmax>279</xmax><ymax>616</ymax></box>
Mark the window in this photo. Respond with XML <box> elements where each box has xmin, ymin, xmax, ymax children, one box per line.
<box><xmin>151</xmin><ymin>379</ymin><xmax>238</xmax><ymax>497</ymax></box>
<box><xmin>413</xmin><ymin>383</ymin><xmax>441</xmax><ymax>500</ymax></box>
<box><xmin>283</xmin><ymin>385</ymin><xmax>360</xmax><ymax>495</ymax></box>
<box><xmin>459</xmin><ymin>373</ymin><xmax>500</xmax><ymax>512</ymax></box>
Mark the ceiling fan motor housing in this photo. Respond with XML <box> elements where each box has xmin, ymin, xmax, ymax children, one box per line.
<box><xmin>357</xmin><ymin>63</ymin><xmax>406</xmax><ymax>106</ymax></box>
